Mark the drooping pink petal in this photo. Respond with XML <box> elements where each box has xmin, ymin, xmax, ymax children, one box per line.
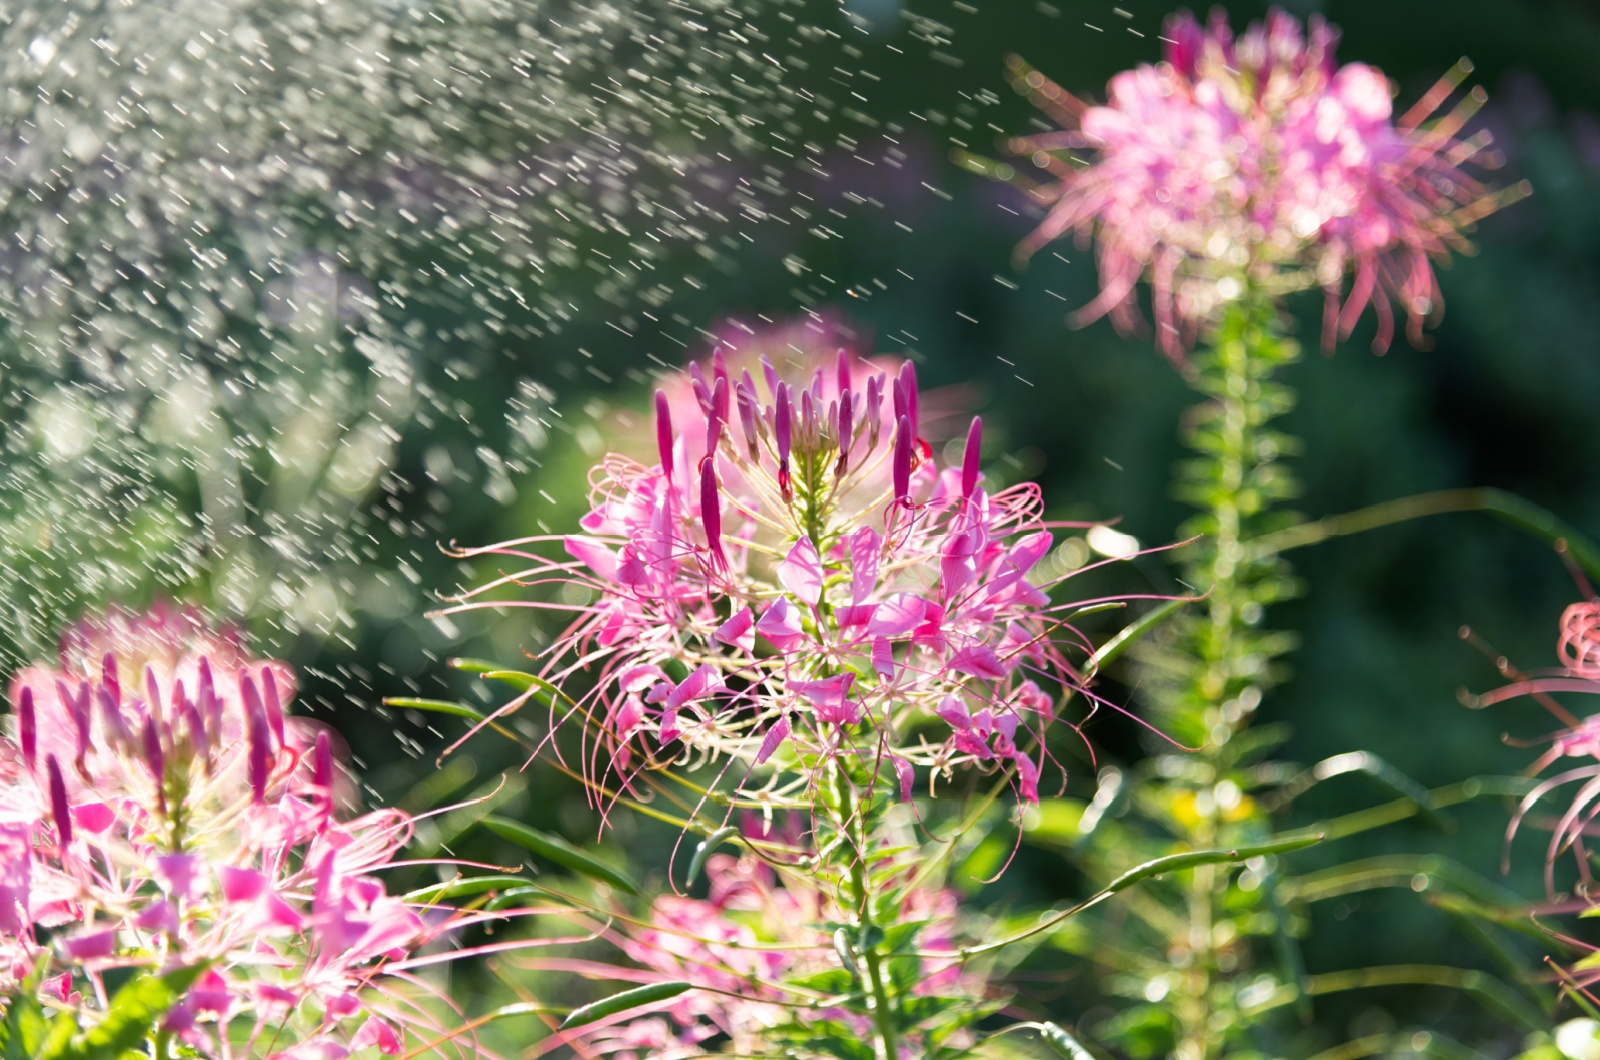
<box><xmin>756</xmin><ymin>597</ymin><xmax>807</xmax><ymax>652</ymax></box>
<box><xmin>714</xmin><ymin>608</ymin><xmax>755</xmax><ymax>653</ymax></box>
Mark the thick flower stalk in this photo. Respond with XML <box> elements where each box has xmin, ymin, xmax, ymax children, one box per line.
<box><xmin>447</xmin><ymin>343</ymin><xmax>1140</xmax><ymax>814</ymax></box>
<box><xmin>1006</xmin><ymin>6</ymin><xmax>1523</xmax><ymax>358</ymax></box>
<box><xmin>0</xmin><ymin>605</ymin><xmax>520</xmax><ymax>1059</ymax></box>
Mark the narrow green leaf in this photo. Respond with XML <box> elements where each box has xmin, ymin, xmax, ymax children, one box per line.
<box><xmin>558</xmin><ymin>982</ymin><xmax>691</xmax><ymax>1030</ymax></box>
<box><xmin>382</xmin><ymin>697</ymin><xmax>486</xmax><ymax>722</ymax></box>
<box><xmin>449</xmin><ymin>657</ymin><xmax>502</xmax><ymax>675</ymax></box>
<box><xmin>484</xmin><ymin>885</ymin><xmax>569</xmax><ymax>911</ymax></box>
<box><xmin>1096</xmin><ymin>832</ymin><xmax>1322</xmax><ymax>901</ymax></box>
<box><xmin>483</xmin><ymin>815</ymin><xmax>640</xmax><ymax>895</ymax></box>
<box><xmin>685</xmin><ymin>826</ymin><xmax>739</xmax><ymax>888</ymax></box>
<box><xmin>403</xmin><ymin>875</ymin><xmax>530</xmax><ymax>904</ymax></box>
<box><xmin>1085</xmin><ymin>599</ymin><xmax>1188</xmax><ymax>677</ymax></box>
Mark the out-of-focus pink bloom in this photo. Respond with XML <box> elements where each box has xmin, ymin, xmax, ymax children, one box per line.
<box><xmin>0</xmin><ymin>605</ymin><xmax>522</xmax><ymax>1058</ymax></box>
<box><xmin>445</xmin><ymin>332</ymin><xmax>1149</xmax><ymax>808</ymax></box>
<box><xmin>579</xmin><ymin>853</ymin><xmax>983</xmax><ymax>1056</ymax></box>
<box><xmin>1007</xmin><ymin>7</ymin><xmax>1523</xmax><ymax>358</ymax></box>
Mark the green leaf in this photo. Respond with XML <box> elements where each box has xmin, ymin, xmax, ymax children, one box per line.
<box><xmin>558</xmin><ymin>982</ymin><xmax>691</xmax><ymax>1029</ymax></box>
<box><xmin>1094</xmin><ymin>832</ymin><xmax>1322</xmax><ymax>902</ymax></box>
<box><xmin>483</xmin><ymin>815</ymin><xmax>640</xmax><ymax>895</ymax></box>
<box><xmin>483</xmin><ymin>885</ymin><xmax>568</xmax><ymax>911</ymax></box>
<box><xmin>45</xmin><ymin>963</ymin><xmax>211</xmax><ymax>1060</ymax></box>
<box><xmin>685</xmin><ymin>826</ymin><xmax>739</xmax><ymax>887</ymax></box>
<box><xmin>1085</xmin><ymin>599</ymin><xmax>1188</xmax><ymax>677</ymax></box>
<box><xmin>382</xmin><ymin>696</ymin><xmax>486</xmax><ymax>722</ymax></box>
<box><xmin>1034</xmin><ymin>1022</ymin><xmax>1099</xmax><ymax>1060</ymax></box>
<box><xmin>403</xmin><ymin>874</ymin><xmax>530</xmax><ymax>904</ymax></box>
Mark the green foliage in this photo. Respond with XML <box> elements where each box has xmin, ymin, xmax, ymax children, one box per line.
<box><xmin>558</xmin><ymin>982</ymin><xmax>692</xmax><ymax>1029</ymax></box>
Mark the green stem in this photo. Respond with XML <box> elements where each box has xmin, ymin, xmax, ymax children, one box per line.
<box><xmin>835</xmin><ymin>764</ymin><xmax>900</xmax><ymax>1060</ymax></box>
<box><xmin>1248</xmin><ymin>485</ymin><xmax>1600</xmax><ymax>581</ymax></box>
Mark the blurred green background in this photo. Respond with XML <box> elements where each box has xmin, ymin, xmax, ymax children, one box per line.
<box><xmin>4</xmin><ymin>0</ymin><xmax>1599</xmax><ymax>1053</ymax></box>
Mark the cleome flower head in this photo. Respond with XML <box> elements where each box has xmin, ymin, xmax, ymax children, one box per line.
<box><xmin>0</xmin><ymin>604</ymin><xmax>522</xmax><ymax>1059</ymax></box>
<box><xmin>575</xmin><ymin>850</ymin><xmax>984</xmax><ymax>1059</ymax></box>
<box><xmin>1005</xmin><ymin>6</ymin><xmax>1525</xmax><ymax>358</ymax></box>
<box><xmin>448</xmin><ymin>337</ymin><xmax>1146</xmax><ymax>814</ymax></box>
<box><xmin>1469</xmin><ymin>598</ymin><xmax>1600</xmax><ymax>894</ymax></box>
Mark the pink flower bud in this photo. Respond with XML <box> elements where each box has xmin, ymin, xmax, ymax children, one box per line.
<box><xmin>892</xmin><ymin>414</ymin><xmax>912</xmax><ymax>505</ymax></box>
<box><xmin>736</xmin><ymin>377</ymin><xmax>761</xmax><ymax>460</ymax></box>
<box><xmin>962</xmin><ymin>416</ymin><xmax>983</xmax><ymax>499</ymax></box>
<box><xmin>835</xmin><ymin>389</ymin><xmax>854</xmax><ymax>477</ymax></box>
<box><xmin>898</xmin><ymin>361</ymin><xmax>919</xmax><ymax>438</ymax></box>
<box><xmin>700</xmin><ymin>458</ymin><xmax>725</xmax><ymax>573</ymax></box>
<box><xmin>654</xmin><ymin>389</ymin><xmax>674</xmax><ymax>486</ymax></box>
<box><xmin>17</xmin><ymin>686</ymin><xmax>35</xmax><ymax>771</ymax></box>
<box><xmin>261</xmin><ymin>666</ymin><xmax>286</xmax><ymax>748</ymax></box>
<box><xmin>313</xmin><ymin>730</ymin><xmax>334</xmax><ymax>822</ymax></box>
<box><xmin>46</xmin><ymin>755</ymin><xmax>71</xmax><ymax>848</ymax></box>
<box><xmin>711</xmin><ymin>345</ymin><xmax>730</xmax><ymax>388</ymax></box>
<box><xmin>198</xmin><ymin>655</ymin><xmax>222</xmax><ymax>739</ymax></box>
<box><xmin>142</xmin><ymin>716</ymin><xmax>166</xmax><ymax>803</ymax></box>
<box><xmin>56</xmin><ymin>679</ymin><xmax>89</xmax><ymax>762</ymax></box>
<box><xmin>760</xmin><ymin>355</ymin><xmax>780</xmax><ymax>396</ymax></box>
<box><xmin>705</xmin><ymin>375</ymin><xmax>727</xmax><ymax>457</ymax></box>
<box><xmin>799</xmin><ymin>388</ymin><xmax>815</xmax><ymax>451</ymax></box>
<box><xmin>145</xmin><ymin>664</ymin><xmax>164</xmax><ymax>723</ymax></box>
<box><xmin>865</xmin><ymin>373</ymin><xmax>882</xmax><ymax>450</ymax></box>
<box><xmin>100</xmin><ymin>651</ymin><xmax>119</xmax><ymax>707</ymax></box>
<box><xmin>774</xmin><ymin>383</ymin><xmax>792</xmax><ymax>465</ymax></box>
<box><xmin>835</xmin><ymin>347</ymin><xmax>851</xmax><ymax>396</ymax></box>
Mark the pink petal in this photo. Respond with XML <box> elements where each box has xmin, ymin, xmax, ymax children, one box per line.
<box><xmin>714</xmin><ymin>609</ymin><xmax>755</xmax><ymax>653</ymax></box>
<box><xmin>871</xmin><ymin>638</ymin><xmax>896</xmax><ymax>679</ymax></box>
<box><xmin>352</xmin><ymin>1017</ymin><xmax>404</xmax><ymax>1055</ymax></box>
<box><xmin>778</xmin><ymin>537</ymin><xmax>824</xmax><ymax>606</ymax></box>
<box><xmin>756</xmin><ymin>717</ymin><xmax>791</xmax><ymax>765</ymax></box>
<box><xmin>755</xmin><ymin>597</ymin><xmax>807</xmax><ymax>651</ymax></box>
<box><xmin>950</xmin><ymin>645</ymin><xmax>1008</xmax><ymax>680</ymax></box>
<box><xmin>220</xmin><ymin>866</ymin><xmax>267</xmax><ymax>904</ymax></box>
<box><xmin>868</xmin><ymin>593</ymin><xmax>929</xmax><ymax>638</ymax></box>
<box><xmin>848</xmin><ymin>526</ymin><xmax>881</xmax><ymax>605</ymax></box>
<box><xmin>563</xmin><ymin>536</ymin><xmax>620</xmax><ymax>582</ymax></box>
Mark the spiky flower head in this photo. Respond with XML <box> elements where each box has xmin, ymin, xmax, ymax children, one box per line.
<box><xmin>1006</xmin><ymin>6</ymin><xmax>1524</xmax><ymax>358</ymax></box>
<box><xmin>574</xmin><ymin>851</ymin><xmax>983</xmax><ymax>1059</ymax></box>
<box><xmin>449</xmin><ymin>338</ymin><xmax>1142</xmax><ymax>816</ymax></box>
<box><xmin>0</xmin><ymin>604</ymin><xmax>516</xmax><ymax>1059</ymax></box>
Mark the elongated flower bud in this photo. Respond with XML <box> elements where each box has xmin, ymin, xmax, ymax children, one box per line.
<box><xmin>198</xmin><ymin>655</ymin><xmax>222</xmax><ymax>741</ymax></box>
<box><xmin>701</xmin><ymin>458</ymin><xmax>725</xmax><ymax>572</ymax></box>
<box><xmin>101</xmin><ymin>652</ymin><xmax>119</xmax><ymax>708</ymax></box>
<box><xmin>262</xmin><ymin>666</ymin><xmax>286</xmax><ymax>747</ymax></box>
<box><xmin>99</xmin><ymin>684</ymin><xmax>128</xmax><ymax>747</ymax></box>
<box><xmin>774</xmin><ymin>383</ymin><xmax>792</xmax><ymax>464</ymax></box>
<box><xmin>898</xmin><ymin>361</ymin><xmax>919</xmax><ymax>439</ymax></box>
<box><xmin>145</xmin><ymin>664</ymin><xmax>164</xmax><ymax>724</ymax></box>
<box><xmin>760</xmin><ymin>354</ymin><xmax>780</xmax><ymax>396</ymax></box>
<box><xmin>835</xmin><ymin>347</ymin><xmax>851</xmax><ymax>396</ymax></box>
<box><xmin>736</xmin><ymin>378</ymin><xmax>761</xmax><ymax>460</ymax></box>
<box><xmin>962</xmin><ymin>416</ymin><xmax>983</xmax><ymax>499</ymax></box>
<box><xmin>688</xmin><ymin>361</ymin><xmax>711</xmax><ymax>413</ymax></box>
<box><xmin>18</xmin><ymin>687</ymin><xmax>35</xmax><ymax>771</ymax></box>
<box><xmin>799</xmin><ymin>388</ymin><xmax>815</xmax><ymax>451</ymax></box>
<box><xmin>313</xmin><ymin>730</ymin><xmax>334</xmax><ymax>822</ymax></box>
<box><xmin>892</xmin><ymin>414</ymin><xmax>913</xmax><ymax>505</ymax></box>
<box><xmin>865</xmin><ymin>374</ymin><xmax>882</xmax><ymax>449</ymax></box>
<box><xmin>655</xmin><ymin>389</ymin><xmax>674</xmax><ymax>487</ymax></box>
<box><xmin>47</xmin><ymin>754</ymin><xmax>71</xmax><ymax>848</ymax></box>
<box><xmin>711</xmin><ymin>345</ymin><xmax>729</xmax><ymax>388</ymax></box>
<box><xmin>835</xmin><ymin>389</ymin><xmax>854</xmax><ymax>477</ymax></box>
<box><xmin>706</xmin><ymin>375</ymin><xmax>728</xmax><ymax>457</ymax></box>
<box><xmin>142</xmin><ymin>716</ymin><xmax>166</xmax><ymax>811</ymax></box>
<box><xmin>247</xmin><ymin>700</ymin><xmax>270</xmax><ymax>804</ymax></box>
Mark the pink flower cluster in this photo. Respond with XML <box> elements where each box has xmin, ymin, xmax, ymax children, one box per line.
<box><xmin>451</xmin><ymin>341</ymin><xmax>1135</xmax><ymax>808</ymax></box>
<box><xmin>1009</xmin><ymin>7</ymin><xmax>1515</xmax><ymax>357</ymax></box>
<box><xmin>580</xmin><ymin>853</ymin><xmax>973</xmax><ymax>1059</ymax></box>
<box><xmin>0</xmin><ymin>605</ymin><xmax>503</xmax><ymax>1059</ymax></box>
<box><xmin>1475</xmin><ymin>599</ymin><xmax>1600</xmax><ymax>892</ymax></box>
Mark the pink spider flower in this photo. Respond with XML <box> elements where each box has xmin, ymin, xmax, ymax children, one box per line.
<box><xmin>1006</xmin><ymin>6</ymin><xmax>1524</xmax><ymax>359</ymax></box>
<box><xmin>573</xmin><ymin>852</ymin><xmax>982</xmax><ymax>1058</ymax></box>
<box><xmin>0</xmin><ymin>605</ymin><xmax>533</xmax><ymax>1059</ymax></box>
<box><xmin>1469</xmin><ymin>599</ymin><xmax>1600</xmax><ymax>894</ymax></box>
<box><xmin>445</xmin><ymin>337</ymin><xmax>1157</xmax><ymax>812</ymax></box>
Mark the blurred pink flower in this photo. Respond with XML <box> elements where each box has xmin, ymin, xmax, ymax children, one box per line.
<box><xmin>579</xmin><ymin>853</ymin><xmax>980</xmax><ymax>1057</ymax></box>
<box><xmin>1008</xmin><ymin>6</ymin><xmax>1522</xmax><ymax>358</ymax></box>
<box><xmin>0</xmin><ymin>604</ymin><xmax>525</xmax><ymax>1058</ymax></box>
